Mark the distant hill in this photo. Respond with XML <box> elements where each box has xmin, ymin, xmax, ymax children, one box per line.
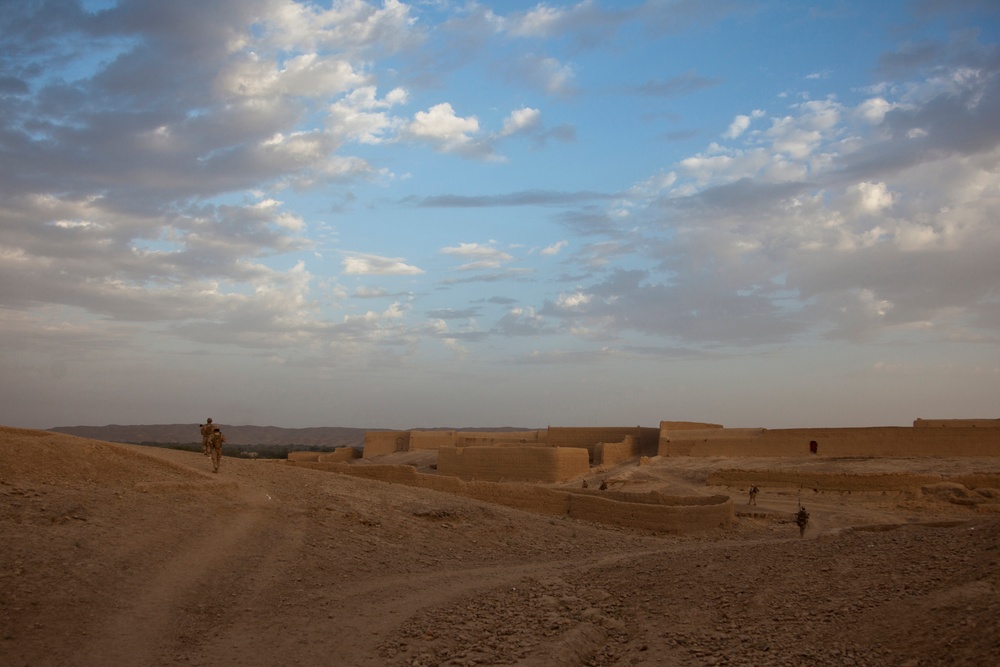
<box><xmin>50</xmin><ymin>424</ymin><xmax>369</xmax><ymax>449</ymax></box>
<box><xmin>48</xmin><ymin>424</ymin><xmax>538</xmax><ymax>449</ymax></box>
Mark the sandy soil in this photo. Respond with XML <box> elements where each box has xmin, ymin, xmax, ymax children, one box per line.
<box><xmin>2</xmin><ymin>426</ymin><xmax>998</xmax><ymax>666</ymax></box>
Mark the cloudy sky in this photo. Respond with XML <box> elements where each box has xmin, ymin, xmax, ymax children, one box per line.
<box><xmin>1</xmin><ymin>0</ymin><xmax>998</xmax><ymax>430</ymax></box>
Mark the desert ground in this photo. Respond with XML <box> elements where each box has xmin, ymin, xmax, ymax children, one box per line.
<box><xmin>2</xmin><ymin>426</ymin><xmax>999</xmax><ymax>667</ymax></box>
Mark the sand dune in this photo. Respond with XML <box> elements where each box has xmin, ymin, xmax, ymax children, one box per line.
<box><xmin>2</xmin><ymin>426</ymin><xmax>998</xmax><ymax>666</ymax></box>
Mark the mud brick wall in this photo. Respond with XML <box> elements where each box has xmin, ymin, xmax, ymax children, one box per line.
<box><xmin>659</xmin><ymin>428</ymin><xmax>765</xmax><ymax>456</ymax></box>
<box><xmin>291</xmin><ymin>449</ymin><xmax>361</xmax><ymax>462</ymax></box>
<box><xmin>363</xmin><ymin>430</ymin><xmax>411</xmax><ymax>458</ymax></box>
<box><xmin>437</xmin><ymin>446</ymin><xmax>590</xmax><ymax>483</ymax></box>
<box><xmin>914</xmin><ymin>419</ymin><xmax>1000</xmax><ymax>428</ymax></box>
<box><xmin>658</xmin><ymin>421</ymin><xmax>725</xmax><ymax>456</ymax></box>
<box><xmin>455</xmin><ymin>431</ymin><xmax>545</xmax><ymax>446</ymax></box>
<box><xmin>707</xmin><ymin>469</ymin><xmax>946</xmax><ymax>492</ymax></box>
<box><xmin>661</xmin><ymin>427</ymin><xmax>1000</xmax><ymax>457</ymax></box>
<box><xmin>547</xmin><ymin>427</ymin><xmax>659</xmax><ymax>460</ymax></box>
<box><xmin>594</xmin><ymin>436</ymin><xmax>644</xmax><ymax>466</ymax></box>
<box><xmin>310</xmin><ymin>463</ymin><xmax>734</xmax><ymax>534</ymax></box>
<box><xmin>659</xmin><ymin>421</ymin><xmax>724</xmax><ymax>431</ymax></box>
<box><xmin>409</xmin><ymin>430</ymin><xmax>457</xmax><ymax>450</ymax></box>
<box><xmin>464</xmin><ymin>480</ymin><xmax>571</xmax><ymax>515</ymax></box>
<box><xmin>763</xmin><ymin>427</ymin><xmax>1000</xmax><ymax>457</ymax></box>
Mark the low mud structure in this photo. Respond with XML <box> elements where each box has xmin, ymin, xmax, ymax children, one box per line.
<box><xmin>287</xmin><ymin>460</ymin><xmax>734</xmax><ymax>534</ymax></box>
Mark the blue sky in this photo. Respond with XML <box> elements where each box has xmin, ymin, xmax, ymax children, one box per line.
<box><xmin>1</xmin><ymin>0</ymin><xmax>999</xmax><ymax>430</ymax></box>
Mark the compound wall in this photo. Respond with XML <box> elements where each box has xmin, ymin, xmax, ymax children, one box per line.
<box><xmin>547</xmin><ymin>427</ymin><xmax>659</xmax><ymax>461</ymax></box>
<box><xmin>289</xmin><ymin>448</ymin><xmax>361</xmax><ymax>462</ymax></box>
<box><xmin>455</xmin><ymin>431</ymin><xmax>546</xmax><ymax>446</ymax></box>
<box><xmin>297</xmin><ymin>462</ymin><xmax>734</xmax><ymax>534</ymax></box>
<box><xmin>708</xmin><ymin>469</ymin><xmax>1000</xmax><ymax>491</ymax></box>
<box><xmin>914</xmin><ymin>419</ymin><xmax>1000</xmax><ymax>428</ymax></box>
<box><xmin>594</xmin><ymin>436</ymin><xmax>645</xmax><ymax>467</ymax></box>
<box><xmin>363</xmin><ymin>431</ymin><xmax>410</xmax><ymax>458</ymax></box>
<box><xmin>437</xmin><ymin>445</ymin><xmax>590</xmax><ymax>483</ymax></box>
<box><xmin>659</xmin><ymin>428</ymin><xmax>764</xmax><ymax>456</ymax></box>
<box><xmin>409</xmin><ymin>430</ymin><xmax>456</xmax><ymax>450</ymax></box>
<box><xmin>364</xmin><ymin>426</ymin><xmax>650</xmax><ymax>459</ymax></box>
<box><xmin>660</xmin><ymin>421</ymin><xmax>724</xmax><ymax>431</ymax></box>
<box><xmin>406</xmin><ymin>430</ymin><xmax>545</xmax><ymax>451</ymax></box>
<box><xmin>659</xmin><ymin>426</ymin><xmax>1000</xmax><ymax>457</ymax></box>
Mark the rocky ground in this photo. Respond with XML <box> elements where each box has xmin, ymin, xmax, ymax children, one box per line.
<box><xmin>1</xmin><ymin>426</ymin><xmax>998</xmax><ymax>666</ymax></box>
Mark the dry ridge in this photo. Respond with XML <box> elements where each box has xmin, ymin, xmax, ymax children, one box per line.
<box><xmin>2</xmin><ymin>426</ymin><xmax>998</xmax><ymax>666</ymax></box>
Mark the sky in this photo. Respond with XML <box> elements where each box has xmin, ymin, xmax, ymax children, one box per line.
<box><xmin>1</xmin><ymin>0</ymin><xmax>999</xmax><ymax>431</ymax></box>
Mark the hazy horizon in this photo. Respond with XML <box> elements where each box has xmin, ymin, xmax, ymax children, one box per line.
<box><xmin>43</xmin><ymin>416</ymin><xmax>971</xmax><ymax>432</ymax></box>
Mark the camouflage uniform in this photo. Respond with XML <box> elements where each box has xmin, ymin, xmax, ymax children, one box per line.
<box><xmin>210</xmin><ymin>429</ymin><xmax>225</xmax><ymax>473</ymax></box>
<box><xmin>796</xmin><ymin>506</ymin><xmax>810</xmax><ymax>537</ymax></box>
<box><xmin>200</xmin><ymin>419</ymin><xmax>214</xmax><ymax>456</ymax></box>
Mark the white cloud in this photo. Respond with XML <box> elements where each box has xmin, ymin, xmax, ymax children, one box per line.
<box><xmin>501</xmin><ymin>0</ymin><xmax>613</xmax><ymax>41</ymax></box>
<box><xmin>856</xmin><ymin>97</ymin><xmax>897</xmax><ymax>124</ymax></box>
<box><xmin>403</xmin><ymin>103</ymin><xmax>490</xmax><ymax>157</ymax></box>
<box><xmin>342</xmin><ymin>253</ymin><xmax>424</xmax><ymax>276</ymax></box>
<box><xmin>848</xmin><ymin>181</ymin><xmax>895</xmax><ymax>214</ymax></box>
<box><xmin>342</xmin><ymin>301</ymin><xmax>405</xmax><ymax>325</ymax></box>
<box><xmin>513</xmin><ymin>54</ymin><xmax>577</xmax><ymax>97</ymax></box>
<box><xmin>406</xmin><ymin>103</ymin><xmax>479</xmax><ymax>141</ymax></box>
<box><xmin>722</xmin><ymin>110</ymin><xmax>763</xmax><ymax>139</ymax></box>
<box><xmin>441</xmin><ymin>242</ymin><xmax>513</xmax><ymax>270</ymax></box>
<box><xmin>326</xmin><ymin>86</ymin><xmax>408</xmax><ymax>144</ymax></box>
<box><xmin>679</xmin><ymin>145</ymin><xmax>774</xmax><ymax>186</ymax></box>
<box><xmin>723</xmin><ymin>115</ymin><xmax>752</xmax><ymax>139</ymax></box>
<box><xmin>261</xmin><ymin>0</ymin><xmax>419</xmax><ymax>55</ymax></box>
<box><xmin>556</xmin><ymin>291</ymin><xmax>592</xmax><ymax>310</ymax></box>
<box><xmin>216</xmin><ymin>52</ymin><xmax>368</xmax><ymax>99</ymax></box>
<box><xmin>353</xmin><ymin>285</ymin><xmax>389</xmax><ymax>298</ymax></box>
<box><xmin>859</xmin><ymin>287</ymin><xmax>893</xmax><ymax>317</ymax></box>
<box><xmin>501</xmin><ymin>107</ymin><xmax>542</xmax><ymax>136</ymax></box>
<box><xmin>540</xmin><ymin>240</ymin><xmax>568</xmax><ymax>256</ymax></box>
<box><xmin>505</xmin><ymin>4</ymin><xmax>569</xmax><ymax>38</ymax></box>
<box><xmin>765</xmin><ymin>103</ymin><xmax>840</xmax><ymax>160</ymax></box>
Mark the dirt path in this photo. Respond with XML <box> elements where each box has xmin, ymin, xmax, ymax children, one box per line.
<box><xmin>78</xmin><ymin>508</ymin><xmax>266</xmax><ymax>665</ymax></box>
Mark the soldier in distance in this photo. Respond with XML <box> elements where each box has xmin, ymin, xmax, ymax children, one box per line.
<box><xmin>795</xmin><ymin>506</ymin><xmax>810</xmax><ymax>538</ymax></box>
<box><xmin>199</xmin><ymin>418</ymin><xmax>214</xmax><ymax>456</ymax></box>
<box><xmin>209</xmin><ymin>428</ymin><xmax>226</xmax><ymax>473</ymax></box>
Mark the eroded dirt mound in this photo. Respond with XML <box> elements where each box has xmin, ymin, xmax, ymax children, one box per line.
<box><xmin>0</xmin><ymin>426</ymin><xmax>210</xmax><ymax>488</ymax></box>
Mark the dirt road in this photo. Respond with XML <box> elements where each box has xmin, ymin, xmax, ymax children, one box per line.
<box><xmin>2</xmin><ymin>428</ymin><xmax>998</xmax><ymax>666</ymax></box>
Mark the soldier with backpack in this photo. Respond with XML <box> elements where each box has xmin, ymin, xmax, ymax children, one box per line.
<box><xmin>199</xmin><ymin>418</ymin><xmax>214</xmax><ymax>456</ymax></box>
<box><xmin>210</xmin><ymin>428</ymin><xmax>226</xmax><ymax>473</ymax></box>
<box><xmin>795</xmin><ymin>505</ymin><xmax>810</xmax><ymax>537</ymax></box>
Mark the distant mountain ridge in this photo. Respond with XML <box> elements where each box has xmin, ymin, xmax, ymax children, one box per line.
<box><xmin>49</xmin><ymin>424</ymin><xmax>537</xmax><ymax>449</ymax></box>
<box><xmin>50</xmin><ymin>424</ymin><xmax>369</xmax><ymax>449</ymax></box>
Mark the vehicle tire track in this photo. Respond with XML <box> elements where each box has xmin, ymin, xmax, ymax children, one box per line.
<box><xmin>72</xmin><ymin>481</ymin><xmax>276</xmax><ymax>666</ymax></box>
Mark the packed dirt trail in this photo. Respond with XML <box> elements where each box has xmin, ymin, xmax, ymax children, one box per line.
<box><xmin>2</xmin><ymin>427</ymin><xmax>999</xmax><ymax>666</ymax></box>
